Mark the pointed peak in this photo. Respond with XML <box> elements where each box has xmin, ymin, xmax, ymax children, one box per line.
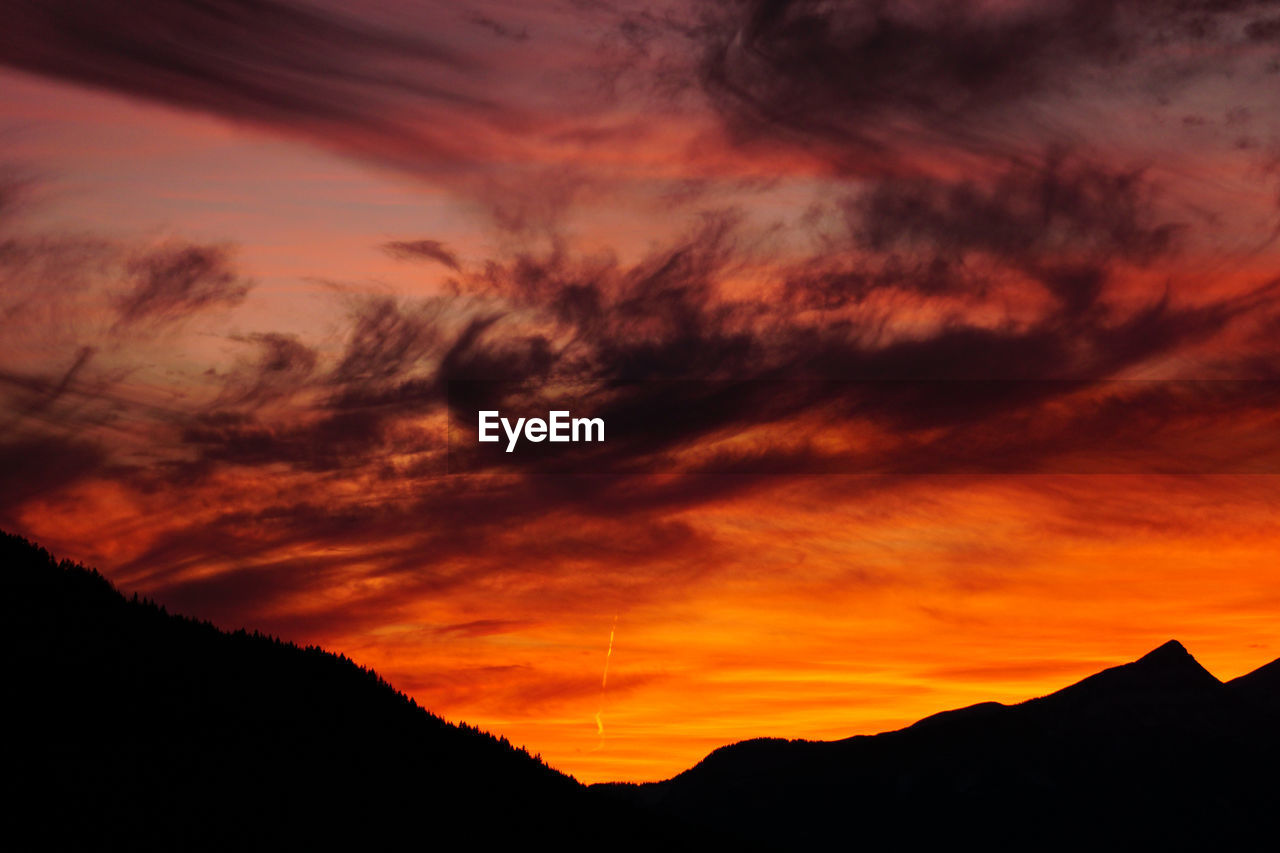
<box><xmin>1136</xmin><ymin>639</ymin><xmax>1193</xmax><ymax>665</ymax></box>
<box><xmin>1036</xmin><ymin>640</ymin><xmax>1219</xmax><ymax>707</ymax></box>
<box><xmin>1123</xmin><ymin>639</ymin><xmax>1219</xmax><ymax>687</ymax></box>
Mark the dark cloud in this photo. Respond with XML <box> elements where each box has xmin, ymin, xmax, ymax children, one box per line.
<box><xmin>182</xmin><ymin>297</ymin><xmax>448</xmax><ymax>473</ymax></box>
<box><xmin>470</xmin><ymin>13</ymin><xmax>531</xmax><ymax>43</ymax></box>
<box><xmin>436</xmin><ymin>619</ymin><xmax>531</xmax><ymax>638</ymax></box>
<box><xmin>1246</xmin><ymin>15</ymin><xmax>1280</xmax><ymax>40</ymax></box>
<box><xmin>383</xmin><ymin>239</ymin><xmax>462</xmax><ymax>271</ymax></box>
<box><xmin>10</xmin><ymin>3</ymin><xmax>1280</xmax><ymax>721</ymax></box>
<box><xmin>0</xmin><ymin>0</ymin><xmax>493</xmax><ymax>170</ymax></box>
<box><xmin>160</xmin><ymin>151</ymin><xmax>1279</xmax><ymax>489</ymax></box>
<box><xmin>0</xmin><ymin>169</ymin><xmax>25</xmax><ymax>217</ymax></box>
<box><xmin>852</xmin><ymin>155</ymin><xmax>1178</xmax><ymax>304</ymax></box>
<box><xmin>115</xmin><ymin>244</ymin><xmax>251</xmax><ymax>325</ymax></box>
<box><xmin>161</xmin><ymin>145</ymin><xmax>1280</xmax><ymax>485</ymax></box>
<box><xmin>0</xmin><ymin>175</ymin><xmax>264</xmax><ymax>483</ymax></box>
<box><xmin>331</xmin><ymin>296</ymin><xmax>444</xmax><ymax>385</ymax></box>
<box><xmin>436</xmin><ymin>161</ymin><xmax>1220</xmax><ymax>469</ymax></box>
<box><xmin>0</xmin><ymin>346</ymin><xmax>97</xmax><ymax>422</ymax></box>
<box><xmin>12</xmin><ymin>126</ymin><xmax>1236</xmax><ymax>647</ymax></box>
<box><xmin>183</xmin><ymin>289</ymin><xmax>564</xmax><ymax>475</ymax></box>
<box><xmin>0</xmin><ymin>434</ymin><xmax>107</xmax><ymax>517</ymax></box>
<box><xmin>105</xmin><ymin>475</ymin><xmax>729</xmax><ymax>638</ymax></box>
<box><xmin>785</xmin><ymin>153</ymin><xmax>1181</xmax><ymax>313</ymax></box>
<box><xmin>0</xmin><ymin>193</ymin><xmax>119</xmax><ymax>328</ymax></box>
<box><xmin>177</xmin><ymin>408</ymin><xmax>396</xmax><ymax>474</ymax></box>
<box><xmin>690</xmin><ymin>0</ymin><xmax>1280</xmax><ymax>168</ymax></box>
<box><xmin>216</xmin><ymin>333</ymin><xmax>318</xmax><ymax>407</ymax></box>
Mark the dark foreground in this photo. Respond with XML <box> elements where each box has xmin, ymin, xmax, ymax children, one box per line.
<box><xmin>1</xmin><ymin>531</ymin><xmax>707</xmax><ymax>850</ymax></box>
<box><xmin>597</xmin><ymin>639</ymin><xmax>1280</xmax><ymax>850</ymax></box>
<box><xmin>7</xmin><ymin>529</ymin><xmax>1279</xmax><ymax>851</ymax></box>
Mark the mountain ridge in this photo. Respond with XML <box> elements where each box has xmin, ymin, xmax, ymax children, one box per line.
<box><xmin>597</xmin><ymin>639</ymin><xmax>1280</xmax><ymax>850</ymax></box>
<box><xmin>0</xmin><ymin>530</ymin><xmax>711</xmax><ymax>851</ymax></box>
<box><xmin>8</xmin><ymin>527</ymin><xmax>1279</xmax><ymax>850</ymax></box>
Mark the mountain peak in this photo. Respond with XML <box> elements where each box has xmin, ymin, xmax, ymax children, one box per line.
<box><xmin>1035</xmin><ymin>639</ymin><xmax>1220</xmax><ymax>708</ymax></box>
<box><xmin>1108</xmin><ymin>638</ymin><xmax>1220</xmax><ymax>688</ymax></box>
<box><xmin>1126</xmin><ymin>639</ymin><xmax>1220</xmax><ymax>686</ymax></box>
<box><xmin>1136</xmin><ymin>639</ymin><xmax>1192</xmax><ymax>665</ymax></box>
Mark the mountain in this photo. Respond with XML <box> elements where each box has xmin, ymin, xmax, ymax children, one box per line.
<box><xmin>597</xmin><ymin>640</ymin><xmax>1280</xmax><ymax>851</ymax></box>
<box><xmin>1226</xmin><ymin>656</ymin><xmax>1280</xmax><ymax>713</ymax></box>
<box><xmin>0</xmin><ymin>531</ymin><xmax>708</xmax><ymax>851</ymax></box>
<box><xmin>11</xmin><ymin>527</ymin><xmax>1278</xmax><ymax>851</ymax></box>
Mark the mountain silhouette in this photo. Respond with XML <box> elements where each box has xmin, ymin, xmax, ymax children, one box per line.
<box><xmin>10</xmin><ymin>527</ymin><xmax>1279</xmax><ymax>851</ymax></box>
<box><xmin>0</xmin><ymin>531</ymin><xmax>714</xmax><ymax>850</ymax></box>
<box><xmin>597</xmin><ymin>640</ymin><xmax>1280</xmax><ymax>851</ymax></box>
<box><xmin>1226</xmin><ymin>655</ymin><xmax>1280</xmax><ymax>710</ymax></box>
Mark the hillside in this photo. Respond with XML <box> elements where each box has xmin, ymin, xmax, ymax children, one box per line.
<box><xmin>0</xmin><ymin>531</ymin><xmax>694</xmax><ymax>850</ymax></box>
<box><xmin>11</xmin><ymin>525</ymin><xmax>1279</xmax><ymax>851</ymax></box>
<box><xmin>598</xmin><ymin>640</ymin><xmax>1280</xmax><ymax>850</ymax></box>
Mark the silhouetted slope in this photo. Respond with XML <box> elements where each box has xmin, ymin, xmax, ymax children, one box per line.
<box><xmin>1227</xmin><ymin>657</ymin><xmax>1280</xmax><ymax>708</ymax></box>
<box><xmin>0</xmin><ymin>531</ymin><xmax>697</xmax><ymax>850</ymax></box>
<box><xmin>599</xmin><ymin>640</ymin><xmax>1280</xmax><ymax>851</ymax></box>
<box><xmin>1039</xmin><ymin>639</ymin><xmax>1221</xmax><ymax>698</ymax></box>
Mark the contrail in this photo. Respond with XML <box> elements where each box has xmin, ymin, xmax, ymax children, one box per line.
<box><xmin>593</xmin><ymin>614</ymin><xmax>618</xmax><ymax>748</ymax></box>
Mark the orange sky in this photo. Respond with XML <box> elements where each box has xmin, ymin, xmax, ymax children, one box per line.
<box><xmin>5</xmin><ymin>0</ymin><xmax>1280</xmax><ymax>783</ymax></box>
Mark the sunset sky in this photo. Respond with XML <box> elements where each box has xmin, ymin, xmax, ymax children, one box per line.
<box><xmin>5</xmin><ymin>0</ymin><xmax>1280</xmax><ymax>783</ymax></box>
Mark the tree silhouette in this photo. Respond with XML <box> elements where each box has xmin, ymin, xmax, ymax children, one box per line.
<box><xmin>1</xmin><ymin>531</ymin><xmax>710</xmax><ymax>851</ymax></box>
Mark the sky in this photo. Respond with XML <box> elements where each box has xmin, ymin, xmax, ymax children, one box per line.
<box><xmin>4</xmin><ymin>0</ymin><xmax>1280</xmax><ymax>783</ymax></box>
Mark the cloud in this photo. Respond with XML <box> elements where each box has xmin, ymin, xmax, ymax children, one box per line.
<box><xmin>689</xmin><ymin>0</ymin><xmax>1280</xmax><ymax>169</ymax></box>
<box><xmin>0</xmin><ymin>176</ymin><xmax>262</xmax><ymax>470</ymax></box>
<box><xmin>0</xmin><ymin>346</ymin><xmax>97</xmax><ymax>421</ymax></box>
<box><xmin>0</xmin><ymin>0</ymin><xmax>496</xmax><ymax>170</ymax></box>
<box><xmin>782</xmin><ymin>151</ymin><xmax>1182</xmax><ymax>313</ymax></box>
<box><xmin>116</xmin><ymin>154</ymin><xmax>1272</xmax><ymax>543</ymax></box>
<box><xmin>330</xmin><ymin>295</ymin><xmax>446</xmax><ymax>385</ymax></box>
<box><xmin>0</xmin><ymin>434</ymin><xmax>107</xmax><ymax>518</ymax></box>
<box><xmin>427</xmin><ymin>154</ymin><xmax>1274</xmax><ymax>476</ymax></box>
<box><xmin>383</xmin><ymin>239</ymin><xmax>462</xmax><ymax>271</ymax></box>
<box><xmin>436</xmin><ymin>619</ymin><xmax>532</xmax><ymax>638</ymax></box>
<box><xmin>0</xmin><ymin>168</ymin><xmax>25</xmax><ymax>216</ymax></box>
<box><xmin>845</xmin><ymin>153</ymin><xmax>1179</xmax><ymax>308</ymax></box>
<box><xmin>215</xmin><ymin>333</ymin><xmax>319</xmax><ymax>407</ymax></box>
<box><xmin>98</xmin><ymin>472</ymin><xmax>728</xmax><ymax>641</ymax></box>
<box><xmin>10</xmin><ymin>3</ymin><xmax>1280</xmax><ymax>785</ymax></box>
<box><xmin>146</xmin><ymin>145</ymin><xmax>1278</xmax><ymax>487</ymax></box>
<box><xmin>115</xmin><ymin>243</ymin><xmax>251</xmax><ymax>325</ymax></box>
<box><xmin>469</xmin><ymin>13</ymin><xmax>531</xmax><ymax>43</ymax></box>
<box><xmin>6</xmin><ymin>140</ymin><xmax>1271</xmax><ymax>611</ymax></box>
<box><xmin>1246</xmin><ymin>15</ymin><xmax>1280</xmax><ymax>41</ymax></box>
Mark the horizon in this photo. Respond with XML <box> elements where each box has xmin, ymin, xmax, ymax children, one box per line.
<box><xmin>5</xmin><ymin>0</ymin><xmax>1280</xmax><ymax>785</ymax></box>
<box><xmin>5</xmin><ymin>525</ymin><xmax>1277</xmax><ymax>785</ymax></box>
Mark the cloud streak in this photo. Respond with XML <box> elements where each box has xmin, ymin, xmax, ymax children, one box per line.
<box><xmin>384</xmin><ymin>239</ymin><xmax>462</xmax><ymax>271</ymax></box>
<box><xmin>0</xmin><ymin>0</ymin><xmax>498</xmax><ymax>169</ymax></box>
<box><xmin>115</xmin><ymin>244</ymin><xmax>250</xmax><ymax>326</ymax></box>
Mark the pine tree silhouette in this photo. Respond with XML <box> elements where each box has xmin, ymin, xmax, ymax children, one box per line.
<box><xmin>1</xmin><ymin>531</ymin><xmax>711</xmax><ymax>851</ymax></box>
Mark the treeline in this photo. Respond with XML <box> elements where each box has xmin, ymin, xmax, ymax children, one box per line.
<box><xmin>0</xmin><ymin>530</ymin><xmax>698</xmax><ymax>851</ymax></box>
